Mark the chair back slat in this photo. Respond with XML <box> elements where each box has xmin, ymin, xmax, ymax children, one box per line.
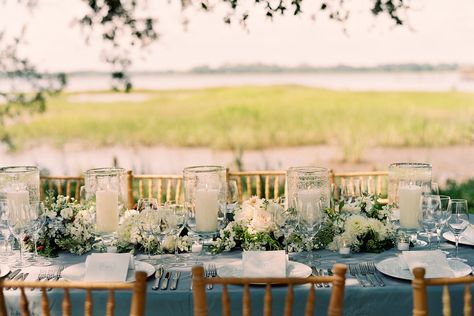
<box><xmin>273</xmin><ymin>176</ymin><xmax>279</xmax><ymax>199</ymax></box>
<box><xmin>63</xmin><ymin>288</ymin><xmax>71</xmax><ymax>316</ymax></box>
<box><xmin>442</xmin><ymin>285</ymin><xmax>451</xmax><ymax>316</ymax></box>
<box><xmin>138</xmin><ymin>179</ymin><xmax>144</xmax><ymax>199</ymax></box>
<box><xmin>464</xmin><ymin>284</ymin><xmax>472</xmax><ymax>316</ymax></box>
<box><xmin>192</xmin><ymin>264</ymin><xmax>346</xmax><ymax>316</ymax></box>
<box><xmin>264</xmin><ymin>176</ymin><xmax>270</xmax><ymax>200</ymax></box>
<box><xmin>222</xmin><ymin>284</ymin><xmax>231</xmax><ymax>316</ymax></box>
<box><xmin>246</xmin><ymin>177</ymin><xmax>252</xmax><ymax>198</ymax></box>
<box><xmin>85</xmin><ymin>289</ymin><xmax>93</xmax><ymax>316</ymax></box>
<box><xmin>304</xmin><ymin>283</ymin><xmax>315</xmax><ymax>316</ymax></box>
<box><xmin>106</xmin><ymin>289</ymin><xmax>115</xmax><ymax>316</ymax></box>
<box><xmin>0</xmin><ymin>288</ymin><xmax>7</xmax><ymax>316</ymax></box>
<box><xmin>147</xmin><ymin>179</ymin><xmax>153</xmax><ymax>199</ymax></box>
<box><xmin>157</xmin><ymin>179</ymin><xmax>163</xmax><ymax>204</ymax></box>
<box><xmin>166</xmin><ymin>179</ymin><xmax>172</xmax><ymax>202</ymax></box>
<box><xmin>175</xmin><ymin>179</ymin><xmax>182</xmax><ymax>202</ymax></box>
<box><xmin>41</xmin><ymin>288</ymin><xmax>50</xmax><ymax>316</ymax></box>
<box><xmin>284</xmin><ymin>284</ymin><xmax>294</xmax><ymax>316</ymax></box>
<box><xmin>412</xmin><ymin>267</ymin><xmax>474</xmax><ymax>316</ymax></box>
<box><xmin>20</xmin><ymin>288</ymin><xmax>30</xmax><ymax>316</ymax></box>
<box><xmin>264</xmin><ymin>284</ymin><xmax>272</xmax><ymax>316</ymax></box>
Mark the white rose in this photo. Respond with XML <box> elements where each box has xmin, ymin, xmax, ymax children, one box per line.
<box><xmin>250</xmin><ymin>208</ymin><xmax>273</xmax><ymax>232</ymax></box>
<box><xmin>46</xmin><ymin>211</ymin><xmax>56</xmax><ymax>219</ymax></box>
<box><xmin>60</xmin><ymin>208</ymin><xmax>73</xmax><ymax>219</ymax></box>
<box><xmin>235</xmin><ymin>201</ymin><xmax>256</xmax><ymax>223</ymax></box>
<box><xmin>161</xmin><ymin>235</ymin><xmax>175</xmax><ymax>251</ymax></box>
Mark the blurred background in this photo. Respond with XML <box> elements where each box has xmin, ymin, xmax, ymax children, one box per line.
<box><xmin>0</xmin><ymin>0</ymin><xmax>473</xmax><ymax>203</ymax></box>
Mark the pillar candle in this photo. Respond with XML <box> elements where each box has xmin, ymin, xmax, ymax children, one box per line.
<box><xmin>399</xmin><ymin>185</ymin><xmax>422</xmax><ymax>229</ymax></box>
<box><xmin>7</xmin><ymin>190</ymin><xmax>30</xmax><ymax>222</ymax></box>
<box><xmin>297</xmin><ymin>189</ymin><xmax>321</xmax><ymax>220</ymax></box>
<box><xmin>195</xmin><ymin>189</ymin><xmax>219</xmax><ymax>233</ymax></box>
<box><xmin>96</xmin><ymin>189</ymin><xmax>119</xmax><ymax>234</ymax></box>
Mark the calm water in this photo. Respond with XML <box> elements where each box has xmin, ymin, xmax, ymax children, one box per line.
<box><xmin>2</xmin><ymin>72</ymin><xmax>474</xmax><ymax>93</ymax></box>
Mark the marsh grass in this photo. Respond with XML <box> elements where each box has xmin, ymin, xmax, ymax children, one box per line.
<box><xmin>9</xmin><ymin>86</ymin><xmax>474</xmax><ymax>162</ymax></box>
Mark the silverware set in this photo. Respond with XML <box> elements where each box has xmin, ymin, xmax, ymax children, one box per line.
<box><xmin>2</xmin><ymin>265</ymin><xmax>64</xmax><ymax>291</ymax></box>
<box><xmin>349</xmin><ymin>262</ymin><xmax>385</xmax><ymax>287</ymax></box>
<box><xmin>205</xmin><ymin>264</ymin><xmax>217</xmax><ymax>290</ymax></box>
<box><xmin>311</xmin><ymin>267</ymin><xmax>331</xmax><ymax>288</ymax></box>
<box><xmin>152</xmin><ymin>266</ymin><xmax>181</xmax><ymax>291</ymax></box>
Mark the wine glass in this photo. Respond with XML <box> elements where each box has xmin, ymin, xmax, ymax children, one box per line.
<box><xmin>0</xmin><ymin>200</ymin><xmax>13</xmax><ymax>261</ymax></box>
<box><xmin>226</xmin><ymin>179</ymin><xmax>239</xmax><ymax>216</ymax></box>
<box><xmin>273</xmin><ymin>206</ymin><xmax>298</xmax><ymax>255</ymax></box>
<box><xmin>430</xmin><ymin>182</ymin><xmax>440</xmax><ymax>195</ymax></box>
<box><xmin>434</xmin><ymin>195</ymin><xmax>451</xmax><ymax>249</ymax></box>
<box><xmin>164</xmin><ymin>202</ymin><xmax>187</xmax><ymax>266</ymax></box>
<box><xmin>446</xmin><ymin>199</ymin><xmax>470</xmax><ymax>262</ymax></box>
<box><xmin>28</xmin><ymin>202</ymin><xmax>52</xmax><ymax>266</ymax></box>
<box><xmin>295</xmin><ymin>197</ymin><xmax>324</xmax><ymax>264</ymax></box>
<box><xmin>7</xmin><ymin>195</ymin><xmax>36</xmax><ymax>268</ymax></box>
<box><xmin>418</xmin><ymin>195</ymin><xmax>440</xmax><ymax>248</ymax></box>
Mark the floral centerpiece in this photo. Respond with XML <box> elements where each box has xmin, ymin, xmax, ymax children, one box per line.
<box><xmin>214</xmin><ymin>195</ymin><xmax>396</xmax><ymax>254</ymax></box>
<box><xmin>26</xmin><ymin>195</ymin><xmax>96</xmax><ymax>256</ymax></box>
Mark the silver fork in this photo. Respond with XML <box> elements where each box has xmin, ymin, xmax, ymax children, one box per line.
<box><xmin>358</xmin><ymin>263</ymin><xmax>375</xmax><ymax>287</ymax></box>
<box><xmin>48</xmin><ymin>266</ymin><xmax>65</xmax><ymax>291</ymax></box>
<box><xmin>30</xmin><ymin>270</ymin><xmax>47</xmax><ymax>291</ymax></box>
<box><xmin>206</xmin><ymin>264</ymin><xmax>216</xmax><ymax>290</ymax></box>
<box><xmin>367</xmin><ymin>261</ymin><xmax>385</xmax><ymax>287</ymax></box>
<box><xmin>349</xmin><ymin>264</ymin><xmax>369</xmax><ymax>287</ymax></box>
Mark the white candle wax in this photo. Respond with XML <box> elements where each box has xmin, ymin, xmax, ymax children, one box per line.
<box><xmin>339</xmin><ymin>247</ymin><xmax>351</xmax><ymax>256</ymax></box>
<box><xmin>297</xmin><ymin>189</ymin><xmax>321</xmax><ymax>220</ymax></box>
<box><xmin>398</xmin><ymin>185</ymin><xmax>422</xmax><ymax>229</ymax></box>
<box><xmin>195</xmin><ymin>189</ymin><xmax>219</xmax><ymax>233</ymax></box>
<box><xmin>7</xmin><ymin>190</ymin><xmax>30</xmax><ymax>223</ymax></box>
<box><xmin>96</xmin><ymin>189</ymin><xmax>119</xmax><ymax>234</ymax></box>
<box><xmin>397</xmin><ymin>242</ymin><xmax>410</xmax><ymax>251</ymax></box>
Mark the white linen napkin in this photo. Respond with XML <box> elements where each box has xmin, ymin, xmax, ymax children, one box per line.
<box><xmin>242</xmin><ymin>250</ymin><xmax>286</xmax><ymax>277</ymax></box>
<box><xmin>84</xmin><ymin>253</ymin><xmax>132</xmax><ymax>282</ymax></box>
<box><xmin>401</xmin><ymin>250</ymin><xmax>454</xmax><ymax>278</ymax></box>
<box><xmin>461</xmin><ymin>225</ymin><xmax>474</xmax><ymax>243</ymax></box>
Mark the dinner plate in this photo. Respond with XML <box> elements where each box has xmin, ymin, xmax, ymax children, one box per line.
<box><xmin>217</xmin><ymin>261</ymin><xmax>312</xmax><ymax>279</ymax></box>
<box><xmin>375</xmin><ymin>256</ymin><xmax>472</xmax><ymax>281</ymax></box>
<box><xmin>443</xmin><ymin>225</ymin><xmax>474</xmax><ymax>246</ymax></box>
<box><xmin>0</xmin><ymin>264</ymin><xmax>10</xmax><ymax>278</ymax></box>
<box><xmin>62</xmin><ymin>261</ymin><xmax>155</xmax><ymax>283</ymax></box>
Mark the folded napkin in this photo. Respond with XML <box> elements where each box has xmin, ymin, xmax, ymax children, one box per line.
<box><xmin>461</xmin><ymin>225</ymin><xmax>474</xmax><ymax>243</ymax></box>
<box><xmin>242</xmin><ymin>250</ymin><xmax>286</xmax><ymax>277</ymax></box>
<box><xmin>84</xmin><ymin>253</ymin><xmax>132</xmax><ymax>282</ymax></box>
<box><xmin>401</xmin><ymin>250</ymin><xmax>453</xmax><ymax>278</ymax></box>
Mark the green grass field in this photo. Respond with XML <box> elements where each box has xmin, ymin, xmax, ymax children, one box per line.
<box><xmin>9</xmin><ymin>86</ymin><xmax>474</xmax><ymax>161</ymax></box>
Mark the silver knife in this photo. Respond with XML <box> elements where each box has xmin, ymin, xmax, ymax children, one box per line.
<box><xmin>4</xmin><ymin>269</ymin><xmax>21</xmax><ymax>280</ymax></box>
<box><xmin>161</xmin><ymin>272</ymin><xmax>171</xmax><ymax>290</ymax></box>
<box><xmin>152</xmin><ymin>267</ymin><xmax>164</xmax><ymax>291</ymax></box>
<box><xmin>311</xmin><ymin>267</ymin><xmax>323</xmax><ymax>288</ymax></box>
<box><xmin>10</xmin><ymin>272</ymin><xmax>28</xmax><ymax>291</ymax></box>
<box><xmin>170</xmin><ymin>272</ymin><xmax>181</xmax><ymax>291</ymax></box>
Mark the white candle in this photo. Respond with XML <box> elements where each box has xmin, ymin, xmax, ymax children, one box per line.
<box><xmin>7</xmin><ymin>190</ymin><xmax>30</xmax><ymax>223</ymax></box>
<box><xmin>339</xmin><ymin>247</ymin><xmax>351</xmax><ymax>256</ymax></box>
<box><xmin>297</xmin><ymin>189</ymin><xmax>321</xmax><ymax>220</ymax></box>
<box><xmin>195</xmin><ymin>189</ymin><xmax>219</xmax><ymax>233</ymax></box>
<box><xmin>397</xmin><ymin>242</ymin><xmax>410</xmax><ymax>251</ymax></box>
<box><xmin>399</xmin><ymin>185</ymin><xmax>422</xmax><ymax>229</ymax></box>
<box><xmin>96</xmin><ymin>189</ymin><xmax>119</xmax><ymax>234</ymax></box>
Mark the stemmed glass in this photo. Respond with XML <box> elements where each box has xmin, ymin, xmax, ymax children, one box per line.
<box><xmin>164</xmin><ymin>202</ymin><xmax>187</xmax><ymax>266</ymax></box>
<box><xmin>136</xmin><ymin>198</ymin><xmax>160</xmax><ymax>262</ymax></box>
<box><xmin>434</xmin><ymin>195</ymin><xmax>451</xmax><ymax>249</ymax></box>
<box><xmin>28</xmin><ymin>202</ymin><xmax>52</xmax><ymax>266</ymax></box>
<box><xmin>418</xmin><ymin>195</ymin><xmax>440</xmax><ymax>249</ymax></box>
<box><xmin>7</xmin><ymin>194</ymin><xmax>36</xmax><ymax>268</ymax></box>
<box><xmin>0</xmin><ymin>200</ymin><xmax>13</xmax><ymax>262</ymax></box>
<box><xmin>446</xmin><ymin>199</ymin><xmax>470</xmax><ymax>262</ymax></box>
<box><xmin>295</xmin><ymin>197</ymin><xmax>324</xmax><ymax>264</ymax></box>
<box><xmin>274</xmin><ymin>207</ymin><xmax>298</xmax><ymax>255</ymax></box>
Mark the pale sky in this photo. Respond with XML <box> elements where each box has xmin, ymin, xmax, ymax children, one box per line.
<box><xmin>1</xmin><ymin>0</ymin><xmax>474</xmax><ymax>72</ymax></box>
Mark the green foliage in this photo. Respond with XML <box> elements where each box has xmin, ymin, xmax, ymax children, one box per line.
<box><xmin>441</xmin><ymin>179</ymin><xmax>474</xmax><ymax>213</ymax></box>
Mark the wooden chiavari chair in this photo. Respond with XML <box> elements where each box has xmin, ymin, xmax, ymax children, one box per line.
<box><xmin>129</xmin><ymin>174</ymin><xmax>183</xmax><ymax>209</ymax></box>
<box><xmin>192</xmin><ymin>264</ymin><xmax>347</xmax><ymax>316</ymax></box>
<box><xmin>412</xmin><ymin>267</ymin><xmax>474</xmax><ymax>316</ymax></box>
<box><xmin>228</xmin><ymin>171</ymin><xmax>286</xmax><ymax>203</ymax></box>
<box><xmin>40</xmin><ymin>176</ymin><xmax>85</xmax><ymax>201</ymax></box>
<box><xmin>329</xmin><ymin>170</ymin><xmax>389</xmax><ymax>203</ymax></box>
<box><xmin>0</xmin><ymin>271</ymin><xmax>147</xmax><ymax>316</ymax></box>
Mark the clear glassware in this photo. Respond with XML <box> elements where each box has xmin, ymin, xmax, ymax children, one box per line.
<box><xmin>28</xmin><ymin>202</ymin><xmax>52</xmax><ymax>266</ymax></box>
<box><xmin>84</xmin><ymin>167</ymin><xmax>127</xmax><ymax>250</ymax></box>
<box><xmin>183</xmin><ymin>166</ymin><xmax>226</xmax><ymax>256</ymax></box>
<box><xmin>226</xmin><ymin>179</ymin><xmax>239</xmax><ymax>215</ymax></box>
<box><xmin>295</xmin><ymin>198</ymin><xmax>324</xmax><ymax>264</ymax></box>
<box><xmin>165</xmin><ymin>202</ymin><xmax>187</xmax><ymax>267</ymax></box>
<box><xmin>137</xmin><ymin>198</ymin><xmax>158</xmax><ymax>212</ymax></box>
<box><xmin>397</xmin><ymin>180</ymin><xmax>425</xmax><ymax>247</ymax></box>
<box><xmin>7</xmin><ymin>186</ymin><xmax>37</xmax><ymax>268</ymax></box>
<box><xmin>0</xmin><ymin>166</ymin><xmax>40</xmax><ymax>207</ymax></box>
<box><xmin>446</xmin><ymin>199</ymin><xmax>470</xmax><ymax>262</ymax></box>
<box><xmin>435</xmin><ymin>195</ymin><xmax>451</xmax><ymax>249</ymax></box>
<box><xmin>137</xmin><ymin>201</ymin><xmax>161</xmax><ymax>262</ymax></box>
<box><xmin>418</xmin><ymin>195</ymin><xmax>440</xmax><ymax>248</ymax></box>
<box><xmin>388</xmin><ymin>162</ymin><xmax>432</xmax><ymax>207</ymax></box>
<box><xmin>0</xmin><ymin>200</ymin><xmax>13</xmax><ymax>261</ymax></box>
<box><xmin>287</xmin><ymin>167</ymin><xmax>331</xmax><ymax>210</ymax></box>
<box><xmin>271</xmin><ymin>201</ymin><xmax>298</xmax><ymax>255</ymax></box>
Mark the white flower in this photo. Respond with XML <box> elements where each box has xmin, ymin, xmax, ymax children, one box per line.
<box><xmin>344</xmin><ymin>215</ymin><xmax>368</xmax><ymax>236</ymax></box>
<box><xmin>249</xmin><ymin>207</ymin><xmax>273</xmax><ymax>232</ymax></box>
<box><xmin>161</xmin><ymin>235</ymin><xmax>175</xmax><ymax>251</ymax></box>
<box><xmin>341</xmin><ymin>204</ymin><xmax>361</xmax><ymax>214</ymax></box>
<box><xmin>60</xmin><ymin>208</ymin><xmax>73</xmax><ymax>219</ymax></box>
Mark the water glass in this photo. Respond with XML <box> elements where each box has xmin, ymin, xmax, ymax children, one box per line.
<box><xmin>446</xmin><ymin>199</ymin><xmax>469</xmax><ymax>262</ymax></box>
<box><xmin>434</xmin><ymin>195</ymin><xmax>451</xmax><ymax>249</ymax></box>
<box><xmin>28</xmin><ymin>202</ymin><xmax>52</xmax><ymax>266</ymax></box>
<box><xmin>418</xmin><ymin>195</ymin><xmax>440</xmax><ymax>248</ymax></box>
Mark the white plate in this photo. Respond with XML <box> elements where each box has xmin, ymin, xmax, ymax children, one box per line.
<box><xmin>375</xmin><ymin>256</ymin><xmax>473</xmax><ymax>281</ymax></box>
<box><xmin>217</xmin><ymin>261</ymin><xmax>312</xmax><ymax>279</ymax></box>
<box><xmin>62</xmin><ymin>261</ymin><xmax>155</xmax><ymax>283</ymax></box>
<box><xmin>443</xmin><ymin>225</ymin><xmax>474</xmax><ymax>246</ymax></box>
<box><xmin>0</xmin><ymin>264</ymin><xmax>10</xmax><ymax>278</ymax></box>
